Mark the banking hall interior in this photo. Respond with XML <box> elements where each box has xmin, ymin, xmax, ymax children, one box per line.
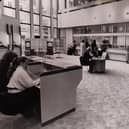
<box><xmin>0</xmin><ymin>0</ymin><xmax>129</xmax><ymax>129</ymax></box>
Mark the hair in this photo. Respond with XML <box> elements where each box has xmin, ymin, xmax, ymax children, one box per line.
<box><xmin>16</xmin><ymin>56</ymin><xmax>27</xmax><ymax>66</ymax></box>
<box><xmin>0</xmin><ymin>51</ymin><xmax>18</xmax><ymax>92</ymax></box>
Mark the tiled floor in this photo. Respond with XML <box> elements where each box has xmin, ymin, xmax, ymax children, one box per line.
<box><xmin>1</xmin><ymin>60</ymin><xmax>129</xmax><ymax>129</ymax></box>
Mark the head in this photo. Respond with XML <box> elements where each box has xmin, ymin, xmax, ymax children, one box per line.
<box><xmin>82</xmin><ymin>40</ymin><xmax>85</xmax><ymax>43</ymax></box>
<box><xmin>16</xmin><ymin>56</ymin><xmax>29</xmax><ymax>70</ymax></box>
<box><xmin>0</xmin><ymin>51</ymin><xmax>18</xmax><ymax>72</ymax></box>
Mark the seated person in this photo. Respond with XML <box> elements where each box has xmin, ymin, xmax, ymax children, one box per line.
<box><xmin>0</xmin><ymin>51</ymin><xmax>18</xmax><ymax>93</ymax></box>
<box><xmin>80</xmin><ymin>47</ymin><xmax>92</xmax><ymax>66</ymax></box>
<box><xmin>4</xmin><ymin>56</ymin><xmax>40</xmax><ymax>115</ymax></box>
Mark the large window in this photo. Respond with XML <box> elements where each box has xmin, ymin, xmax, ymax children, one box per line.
<box><xmin>42</xmin><ymin>27</ymin><xmax>50</xmax><ymax>39</ymax></box>
<box><xmin>113</xmin><ymin>23</ymin><xmax>125</xmax><ymax>33</ymax></box>
<box><xmin>20</xmin><ymin>11</ymin><xmax>30</xmax><ymax>24</ymax></box>
<box><xmin>33</xmin><ymin>0</ymin><xmax>39</xmax><ymax>13</ymax></box>
<box><xmin>42</xmin><ymin>16</ymin><xmax>50</xmax><ymax>27</ymax></box>
<box><xmin>3</xmin><ymin>7</ymin><xmax>15</xmax><ymax>17</ymax></box>
<box><xmin>3</xmin><ymin>0</ymin><xmax>58</xmax><ymax>45</ymax></box>
<box><xmin>42</xmin><ymin>0</ymin><xmax>50</xmax><ymax>16</ymax></box>
<box><xmin>101</xmin><ymin>24</ymin><xmax>113</xmax><ymax>33</ymax></box>
<box><xmin>3</xmin><ymin>0</ymin><xmax>16</xmax><ymax>17</ymax></box>
<box><xmin>19</xmin><ymin>0</ymin><xmax>30</xmax><ymax>11</ymax></box>
<box><xmin>4</xmin><ymin>0</ymin><xmax>15</xmax><ymax>8</ymax></box>
<box><xmin>33</xmin><ymin>14</ymin><xmax>40</xmax><ymax>25</ymax></box>
<box><xmin>53</xmin><ymin>0</ymin><xmax>57</xmax><ymax>18</ymax></box>
<box><xmin>34</xmin><ymin>26</ymin><xmax>40</xmax><ymax>36</ymax></box>
<box><xmin>20</xmin><ymin>24</ymin><xmax>30</xmax><ymax>39</ymax></box>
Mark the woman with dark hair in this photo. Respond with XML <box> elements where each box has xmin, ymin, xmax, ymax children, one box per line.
<box><xmin>5</xmin><ymin>56</ymin><xmax>40</xmax><ymax>115</ymax></box>
<box><xmin>0</xmin><ymin>51</ymin><xmax>18</xmax><ymax>92</ymax></box>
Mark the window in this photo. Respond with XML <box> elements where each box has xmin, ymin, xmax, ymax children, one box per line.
<box><xmin>33</xmin><ymin>14</ymin><xmax>40</xmax><ymax>25</ymax></box>
<box><xmin>33</xmin><ymin>0</ymin><xmax>39</xmax><ymax>13</ymax></box>
<box><xmin>3</xmin><ymin>7</ymin><xmax>15</xmax><ymax>17</ymax></box>
<box><xmin>113</xmin><ymin>24</ymin><xmax>125</xmax><ymax>33</ymax></box>
<box><xmin>19</xmin><ymin>0</ymin><xmax>30</xmax><ymax>11</ymax></box>
<box><xmin>34</xmin><ymin>26</ymin><xmax>40</xmax><ymax>36</ymax></box>
<box><xmin>42</xmin><ymin>27</ymin><xmax>50</xmax><ymax>38</ymax></box>
<box><xmin>4</xmin><ymin>0</ymin><xmax>15</xmax><ymax>8</ymax></box>
<box><xmin>42</xmin><ymin>0</ymin><xmax>50</xmax><ymax>16</ymax></box>
<box><xmin>20</xmin><ymin>24</ymin><xmax>30</xmax><ymax>39</ymax></box>
<box><xmin>20</xmin><ymin>11</ymin><xmax>30</xmax><ymax>23</ymax></box>
<box><xmin>42</xmin><ymin>16</ymin><xmax>50</xmax><ymax>27</ymax></box>
<box><xmin>101</xmin><ymin>25</ymin><xmax>113</xmax><ymax>33</ymax></box>
<box><xmin>53</xmin><ymin>0</ymin><xmax>57</xmax><ymax>18</ymax></box>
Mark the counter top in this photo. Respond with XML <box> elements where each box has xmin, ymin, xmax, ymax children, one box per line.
<box><xmin>27</xmin><ymin>54</ymin><xmax>81</xmax><ymax>69</ymax></box>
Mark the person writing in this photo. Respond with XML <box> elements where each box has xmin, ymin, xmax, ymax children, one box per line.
<box><xmin>6</xmin><ymin>56</ymin><xmax>40</xmax><ymax>115</ymax></box>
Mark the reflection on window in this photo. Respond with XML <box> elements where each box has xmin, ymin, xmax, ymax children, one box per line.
<box><xmin>34</xmin><ymin>26</ymin><xmax>40</xmax><ymax>36</ymax></box>
<box><xmin>4</xmin><ymin>0</ymin><xmax>15</xmax><ymax>8</ymax></box>
<box><xmin>42</xmin><ymin>0</ymin><xmax>50</xmax><ymax>16</ymax></box>
<box><xmin>33</xmin><ymin>14</ymin><xmax>39</xmax><ymax>25</ymax></box>
<box><xmin>20</xmin><ymin>11</ymin><xmax>30</xmax><ymax>23</ymax></box>
<box><xmin>33</xmin><ymin>0</ymin><xmax>39</xmax><ymax>13</ymax></box>
<box><xmin>19</xmin><ymin>0</ymin><xmax>30</xmax><ymax>11</ymax></box>
<box><xmin>3</xmin><ymin>7</ymin><xmax>15</xmax><ymax>17</ymax></box>
<box><xmin>20</xmin><ymin>24</ymin><xmax>30</xmax><ymax>39</ymax></box>
<box><xmin>42</xmin><ymin>16</ymin><xmax>50</xmax><ymax>27</ymax></box>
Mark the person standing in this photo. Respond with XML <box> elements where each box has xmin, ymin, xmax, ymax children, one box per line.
<box><xmin>80</xmin><ymin>40</ymin><xmax>85</xmax><ymax>56</ymax></box>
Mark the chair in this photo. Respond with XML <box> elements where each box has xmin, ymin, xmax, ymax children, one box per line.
<box><xmin>0</xmin><ymin>91</ymin><xmax>31</xmax><ymax>115</ymax></box>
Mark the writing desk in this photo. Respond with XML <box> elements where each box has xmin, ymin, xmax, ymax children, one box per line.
<box><xmin>28</xmin><ymin>55</ymin><xmax>82</xmax><ymax>125</ymax></box>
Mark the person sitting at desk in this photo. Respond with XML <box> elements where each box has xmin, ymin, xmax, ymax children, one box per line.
<box><xmin>6</xmin><ymin>56</ymin><xmax>40</xmax><ymax>115</ymax></box>
<box><xmin>80</xmin><ymin>47</ymin><xmax>93</xmax><ymax>66</ymax></box>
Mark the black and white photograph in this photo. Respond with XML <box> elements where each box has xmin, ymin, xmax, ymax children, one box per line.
<box><xmin>0</xmin><ymin>0</ymin><xmax>129</xmax><ymax>129</ymax></box>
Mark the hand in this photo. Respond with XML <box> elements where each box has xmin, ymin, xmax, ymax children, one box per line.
<box><xmin>33</xmin><ymin>78</ymin><xmax>40</xmax><ymax>86</ymax></box>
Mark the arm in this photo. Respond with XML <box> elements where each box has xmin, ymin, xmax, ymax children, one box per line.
<box><xmin>19</xmin><ymin>67</ymin><xmax>39</xmax><ymax>88</ymax></box>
